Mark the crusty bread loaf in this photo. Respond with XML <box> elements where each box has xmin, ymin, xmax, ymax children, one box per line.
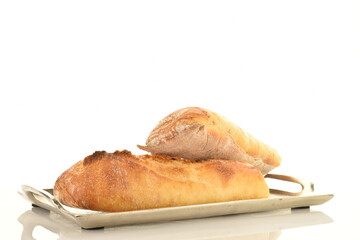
<box><xmin>54</xmin><ymin>150</ymin><xmax>269</xmax><ymax>212</ymax></box>
<box><xmin>138</xmin><ymin>107</ymin><xmax>281</xmax><ymax>174</ymax></box>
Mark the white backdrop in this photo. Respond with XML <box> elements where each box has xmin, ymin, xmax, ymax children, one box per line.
<box><xmin>0</xmin><ymin>1</ymin><xmax>359</xmax><ymax>198</ymax></box>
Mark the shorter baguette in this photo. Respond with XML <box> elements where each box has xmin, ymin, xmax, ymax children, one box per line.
<box><xmin>54</xmin><ymin>150</ymin><xmax>269</xmax><ymax>212</ymax></box>
<box><xmin>138</xmin><ymin>107</ymin><xmax>281</xmax><ymax>174</ymax></box>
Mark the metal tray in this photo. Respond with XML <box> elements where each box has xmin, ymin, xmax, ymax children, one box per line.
<box><xmin>19</xmin><ymin>174</ymin><xmax>333</xmax><ymax>229</ymax></box>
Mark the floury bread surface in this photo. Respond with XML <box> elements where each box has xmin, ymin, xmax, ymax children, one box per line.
<box><xmin>54</xmin><ymin>150</ymin><xmax>269</xmax><ymax>212</ymax></box>
<box><xmin>138</xmin><ymin>107</ymin><xmax>281</xmax><ymax>174</ymax></box>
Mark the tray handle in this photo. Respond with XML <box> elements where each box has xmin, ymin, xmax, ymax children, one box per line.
<box><xmin>265</xmin><ymin>174</ymin><xmax>314</xmax><ymax>196</ymax></box>
<box><xmin>21</xmin><ymin>185</ymin><xmax>72</xmax><ymax>217</ymax></box>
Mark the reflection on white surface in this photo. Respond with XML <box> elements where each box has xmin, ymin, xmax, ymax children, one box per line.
<box><xmin>18</xmin><ymin>207</ymin><xmax>332</xmax><ymax>240</ymax></box>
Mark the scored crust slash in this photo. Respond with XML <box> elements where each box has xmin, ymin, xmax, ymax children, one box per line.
<box><xmin>54</xmin><ymin>107</ymin><xmax>282</xmax><ymax>212</ymax></box>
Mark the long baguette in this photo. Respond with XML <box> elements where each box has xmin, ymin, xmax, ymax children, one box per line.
<box><xmin>54</xmin><ymin>150</ymin><xmax>269</xmax><ymax>212</ymax></box>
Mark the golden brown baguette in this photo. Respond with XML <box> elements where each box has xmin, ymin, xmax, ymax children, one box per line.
<box><xmin>54</xmin><ymin>150</ymin><xmax>269</xmax><ymax>212</ymax></box>
<box><xmin>138</xmin><ymin>107</ymin><xmax>281</xmax><ymax>174</ymax></box>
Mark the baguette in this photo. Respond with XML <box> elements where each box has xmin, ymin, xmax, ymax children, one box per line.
<box><xmin>138</xmin><ymin>107</ymin><xmax>281</xmax><ymax>174</ymax></box>
<box><xmin>54</xmin><ymin>150</ymin><xmax>269</xmax><ymax>212</ymax></box>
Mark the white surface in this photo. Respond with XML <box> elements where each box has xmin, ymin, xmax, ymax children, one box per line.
<box><xmin>2</xmin><ymin>189</ymin><xmax>360</xmax><ymax>240</ymax></box>
<box><xmin>0</xmin><ymin>1</ymin><xmax>359</xmax><ymax>238</ymax></box>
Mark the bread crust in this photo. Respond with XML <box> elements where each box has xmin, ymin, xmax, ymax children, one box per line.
<box><xmin>54</xmin><ymin>150</ymin><xmax>269</xmax><ymax>212</ymax></box>
<box><xmin>138</xmin><ymin>107</ymin><xmax>281</xmax><ymax>174</ymax></box>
